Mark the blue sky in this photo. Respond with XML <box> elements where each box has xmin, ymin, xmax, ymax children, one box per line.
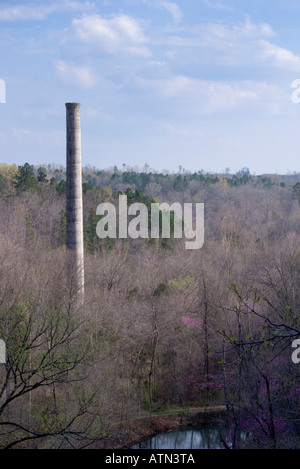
<box><xmin>1</xmin><ymin>0</ymin><xmax>300</xmax><ymax>174</ymax></box>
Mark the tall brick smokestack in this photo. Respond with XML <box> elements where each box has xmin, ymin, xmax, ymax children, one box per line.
<box><xmin>65</xmin><ymin>103</ymin><xmax>84</xmax><ymax>298</ymax></box>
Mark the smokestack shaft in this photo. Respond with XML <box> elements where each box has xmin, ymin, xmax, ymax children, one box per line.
<box><xmin>66</xmin><ymin>102</ymin><xmax>84</xmax><ymax>296</ymax></box>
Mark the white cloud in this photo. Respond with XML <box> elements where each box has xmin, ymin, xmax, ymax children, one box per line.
<box><xmin>259</xmin><ymin>40</ymin><xmax>300</xmax><ymax>71</ymax></box>
<box><xmin>0</xmin><ymin>1</ymin><xmax>93</xmax><ymax>22</ymax></box>
<box><xmin>233</xmin><ymin>17</ymin><xmax>275</xmax><ymax>39</ymax></box>
<box><xmin>163</xmin><ymin>75</ymin><xmax>198</xmax><ymax>97</ymax></box>
<box><xmin>199</xmin><ymin>17</ymin><xmax>275</xmax><ymax>46</ymax></box>
<box><xmin>149</xmin><ymin>18</ymin><xmax>276</xmax><ymax>67</ymax></box>
<box><xmin>0</xmin><ymin>5</ymin><xmax>53</xmax><ymax>21</ymax></box>
<box><xmin>148</xmin><ymin>60</ymin><xmax>165</xmax><ymax>66</ymax></box>
<box><xmin>166</xmin><ymin>77</ymin><xmax>260</xmax><ymax>111</ymax></box>
<box><xmin>72</xmin><ymin>14</ymin><xmax>151</xmax><ymax>57</ymax></box>
<box><xmin>55</xmin><ymin>60</ymin><xmax>97</xmax><ymax>88</ymax></box>
<box><xmin>202</xmin><ymin>0</ymin><xmax>234</xmax><ymax>12</ymax></box>
<box><xmin>143</xmin><ymin>1</ymin><xmax>182</xmax><ymax>23</ymax></box>
<box><xmin>159</xmin><ymin>2</ymin><xmax>182</xmax><ymax>23</ymax></box>
<box><xmin>207</xmin><ymin>82</ymin><xmax>258</xmax><ymax>110</ymax></box>
<box><xmin>133</xmin><ymin>74</ymin><xmax>287</xmax><ymax>115</ymax></box>
<box><xmin>154</xmin><ymin>17</ymin><xmax>298</xmax><ymax>75</ymax></box>
<box><xmin>190</xmin><ymin>18</ymin><xmax>300</xmax><ymax>74</ymax></box>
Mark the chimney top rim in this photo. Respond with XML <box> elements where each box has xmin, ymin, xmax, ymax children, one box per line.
<box><xmin>65</xmin><ymin>102</ymin><xmax>81</xmax><ymax>107</ymax></box>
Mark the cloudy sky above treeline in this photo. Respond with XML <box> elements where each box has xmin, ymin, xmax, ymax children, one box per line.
<box><xmin>1</xmin><ymin>0</ymin><xmax>300</xmax><ymax>174</ymax></box>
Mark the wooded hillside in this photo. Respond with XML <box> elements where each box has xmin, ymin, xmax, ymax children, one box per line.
<box><xmin>1</xmin><ymin>163</ymin><xmax>300</xmax><ymax>448</ymax></box>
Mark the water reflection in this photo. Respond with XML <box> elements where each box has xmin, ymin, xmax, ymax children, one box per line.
<box><xmin>132</xmin><ymin>426</ymin><xmax>228</xmax><ymax>449</ymax></box>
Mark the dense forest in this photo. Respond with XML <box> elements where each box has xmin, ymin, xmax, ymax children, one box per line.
<box><xmin>1</xmin><ymin>162</ymin><xmax>300</xmax><ymax>448</ymax></box>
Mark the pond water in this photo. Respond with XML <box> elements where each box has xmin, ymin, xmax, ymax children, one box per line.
<box><xmin>132</xmin><ymin>426</ymin><xmax>230</xmax><ymax>449</ymax></box>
